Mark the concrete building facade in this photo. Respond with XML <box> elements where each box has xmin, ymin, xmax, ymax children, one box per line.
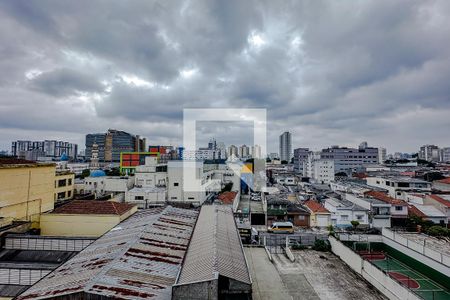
<box><xmin>279</xmin><ymin>131</ymin><xmax>292</xmax><ymax>162</ymax></box>
<box><xmin>0</xmin><ymin>159</ymin><xmax>56</xmax><ymax>225</ymax></box>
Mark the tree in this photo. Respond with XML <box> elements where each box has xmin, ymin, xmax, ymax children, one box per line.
<box><xmin>423</xmin><ymin>172</ymin><xmax>445</xmax><ymax>182</ymax></box>
<box><xmin>312</xmin><ymin>239</ymin><xmax>331</xmax><ymax>252</ymax></box>
<box><xmin>426</xmin><ymin>225</ymin><xmax>448</xmax><ymax>237</ymax></box>
<box><xmin>81</xmin><ymin>169</ymin><xmax>90</xmax><ymax>178</ymax></box>
<box><xmin>266</xmin><ymin>157</ymin><xmax>272</xmax><ymax>163</ymax></box>
<box><xmin>350</xmin><ymin>220</ymin><xmax>360</xmax><ymax>230</ymax></box>
<box><xmin>335</xmin><ymin>172</ymin><xmax>348</xmax><ymax>177</ymax></box>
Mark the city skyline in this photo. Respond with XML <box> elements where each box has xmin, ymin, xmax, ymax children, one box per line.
<box><xmin>1</xmin><ymin>1</ymin><xmax>450</xmax><ymax>153</ymax></box>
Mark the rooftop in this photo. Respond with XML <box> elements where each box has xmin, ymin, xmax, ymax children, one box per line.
<box><xmin>365</xmin><ymin>191</ymin><xmax>407</xmax><ymax>206</ymax></box>
<box><xmin>51</xmin><ymin>200</ymin><xmax>135</xmax><ymax>215</ymax></box>
<box><xmin>0</xmin><ymin>158</ymin><xmax>54</xmax><ymax>169</ymax></box>
<box><xmin>427</xmin><ymin>194</ymin><xmax>450</xmax><ymax>208</ymax></box>
<box><xmin>436</xmin><ymin>177</ymin><xmax>450</xmax><ymax>184</ymax></box>
<box><xmin>217</xmin><ymin>191</ymin><xmax>238</xmax><ymax>205</ymax></box>
<box><xmin>245</xmin><ymin>248</ymin><xmax>386</xmax><ymax>300</ymax></box>
<box><xmin>304</xmin><ymin>200</ymin><xmax>330</xmax><ymax>214</ymax></box>
<box><xmin>175</xmin><ymin>205</ymin><xmax>251</xmax><ymax>286</ymax></box>
<box><xmin>326</xmin><ymin>197</ymin><xmax>368</xmax><ymax>211</ymax></box>
<box><xmin>409</xmin><ymin>204</ymin><xmax>447</xmax><ymax>218</ymax></box>
<box><xmin>17</xmin><ymin>206</ymin><xmax>199</xmax><ymax>300</ymax></box>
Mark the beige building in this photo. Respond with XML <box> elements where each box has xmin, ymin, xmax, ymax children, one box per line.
<box><xmin>0</xmin><ymin>159</ymin><xmax>56</xmax><ymax>225</ymax></box>
<box><xmin>54</xmin><ymin>171</ymin><xmax>75</xmax><ymax>202</ymax></box>
<box><xmin>40</xmin><ymin>200</ymin><xmax>137</xmax><ymax>237</ymax></box>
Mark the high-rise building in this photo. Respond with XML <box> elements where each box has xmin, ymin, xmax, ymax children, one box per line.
<box><xmin>85</xmin><ymin>129</ymin><xmax>146</xmax><ymax>162</ymax></box>
<box><xmin>440</xmin><ymin>147</ymin><xmax>450</xmax><ymax>163</ymax></box>
<box><xmin>11</xmin><ymin>140</ymin><xmax>78</xmax><ymax>160</ymax></box>
<box><xmin>279</xmin><ymin>131</ymin><xmax>292</xmax><ymax>162</ymax></box>
<box><xmin>419</xmin><ymin>145</ymin><xmax>440</xmax><ymax>162</ymax></box>
<box><xmin>251</xmin><ymin>145</ymin><xmax>261</xmax><ymax>159</ymax></box>
<box><xmin>239</xmin><ymin>145</ymin><xmax>250</xmax><ymax>158</ymax></box>
<box><xmin>293</xmin><ymin>148</ymin><xmax>310</xmax><ymax>175</ymax></box>
<box><xmin>227</xmin><ymin>145</ymin><xmax>238</xmax><ymax>158</ymax></box>
<box><xmin>378</xmin><ymin>147</ymin><xmax>387</xmax><ymax>164</ymax></box>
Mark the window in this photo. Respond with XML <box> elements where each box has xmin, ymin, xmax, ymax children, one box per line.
<box><xmin>67</xmin><ymin>191</ymin><xmax>71</xmax><ymax>197</ymax></box>
<box><xmin>57</xmin><ymin>192</ymin><xmax>66</xmax><ymax>199</ymax></box>
<box><xmin>57</xmin><ymin>179</ymin><xmax>66</xmax><ymax>187</ymax></box>
<box><xmin>188</xmin><ymin>197</ymin><xmax>194</xmax><ymax>200</ymax></box>
<box><xmin>299</xmin><ymin>215</ymin><xmax>305</xmax><ymax>220</ymax></box>
<box><xmin>135</xmin><ymin>196</ymin><xmax>144</xmax><ymax>200</ymax></box>
<box><xmin>356</xmin><ymin>215</ymin><xmax>363</xmax><ymax>220</ymax></box>
<box><xmin>341</xmin><ymin>215</ymin><xmax>348</xmax><ymax>221</ymax></box>
<box><xmin>171</xmin><ymin>197</ymin><xmax>177</xmax><ymax>200</ymax></box>
<box><xmin>395</xmin><ymin>206</ymin><xmax>403</xmax><ymax>211</ymax></box>
<box><xmin>68</xmin><ymin>178</ymin><xmax>72</xmax><ymax>185</ymax></box>
<box><xmin>174</xmin><ymin>182</ymin><xmax>179</xmax><ymax>186</ymax></box>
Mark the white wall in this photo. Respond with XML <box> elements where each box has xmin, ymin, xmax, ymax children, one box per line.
<box><xmin>329</xmin><ymin>236</ymin><xmax>422</xmax><ymax>300</ymax></box>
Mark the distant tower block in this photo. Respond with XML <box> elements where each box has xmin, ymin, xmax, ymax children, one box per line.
<box><xmin>90</xmin><ymin>141</ymin><xmax>100</xmax><ymax>169</ymax></box>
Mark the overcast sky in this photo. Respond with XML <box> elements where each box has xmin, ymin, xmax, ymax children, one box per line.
<box><xmin>1</xmin><ymin>0</ymin><xmax>449</xmax><ymax>154</ymax></box>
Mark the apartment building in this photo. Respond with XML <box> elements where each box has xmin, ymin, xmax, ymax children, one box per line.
<box><xmin>85</xmin><ymin>129</ymin><xmax>146</xmax><ymax>162</ymax></box>
<box><xmin>0</xmin><ymin>159</ymin><xmax>56</xmax><ymax>224</ymax></box>
<box><xmin>54</xmin><ymin>171</ymin><xmax>75</xmax><ymax>202</ymax></box>
<box><xmin>11</xmin><ymin>140</ymin><xmax>78</xmax><ymax>160</ymax></box>
<box><xmin>366</xmin><ymin>176</ymin><xmax>431</xmax><ymax>199</ymax></box>
<box><xmin>279</xmin><ymin>131</ymin><xmax>292</xmax><ymax>162</ymax></box>
<box><xmin>319</xmin><ymin>145</ymin><xmax>379</xmax><ymax>173</ymax></box>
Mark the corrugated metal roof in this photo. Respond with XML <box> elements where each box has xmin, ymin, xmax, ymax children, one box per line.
<box><xmin>175</xmin><ymin>205</ymin><xmax>251</xmax><ymax>286</ymax></box>
<box><xmin>17</xmin><ymin>206</ymin><xmax>198</xmax><ymax>300</ymax></box>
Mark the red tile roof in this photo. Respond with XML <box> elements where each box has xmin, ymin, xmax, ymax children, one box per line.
<box><xmin>365</xmin><ymin>191</ymin><xmax>407</xmax><ymax>206</ymax></box>
<box><xmin>217</xmin><ymin>191</ymin><xmax>238</xmax><ymax>204</ymax></box>
<box><xmin>436</xmin><ymin>177</ymin><xmax>450</xmax><ymax>184</ymax></box>
<box><xmin>427</xmin><ymin>195</ymin><xmax>450</xmax><ymax>208</ymax></box>
<box><xmin>408</xmin><ymin>205</ymin><xmax>426</xmax><ymax>218</ymax></box>
<box><xmin>52</xmin><ymin>200</ymin><xmax>135</xmax><ymax>215</ymax></box>
<box><xmin>304</xmin><ymin>200</ymin><xmax>330</xmax><ymax>214</ymax></box>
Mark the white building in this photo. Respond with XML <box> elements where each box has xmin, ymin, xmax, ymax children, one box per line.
<box><xmin>345</xmin><ymin>193</ymin><xmax>391</xmax><ymax>228</ymax></box>
<box><xmin>378</xmin><ymin>147</ymin><xmax>387</xmax><ymax>164</ymax></box>
<box><xmin>167</xmin><ymin>161</ymin><xmax>221</xmax><ymax>206</ymax></box>
<box><xmin>251</xmin><ymin>145</ymin><xmax>262</xmax><ymax>159</ymax></box>
<box><xmin>227</xmin><ymin>145</ymin><xmax>238</xmax><ymax>158</ymax></box>
<box><xmin>181</xmin><ymin>149</ymin><xmax>222</xmax><ymax>160</ymax></box>
<box><xmin>306</xmin><ymin>152</ymin><xmax>335</xmax><ymax>184</ymax></box>
<box><xmin>82</xmin><ymin>172</ymin><xmax>134</xmax><ymax>198</ymax></box>
<box><xmin>366</xmin><ymin>176</ymin><xmax>432</xmax><ymax>199</ymax></box>
<box><xmin>419</xmin><ymin>144</ymin><xmax>440</xmax><ymax>162</ymax></box>
<box><xmin>324</xmin><ymin>197</ymin><xmax>369</xmax><ymax>228</ymax></box>
<box><xmin>125</xmin><ymin>157</ymin><xmax>168</xmax><ymax>208</ymax></box>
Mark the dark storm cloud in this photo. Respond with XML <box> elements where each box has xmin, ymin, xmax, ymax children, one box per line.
<box><xmin>0</xmin><ymin>0</ymin><xmax>450</xmax><ymax>152</ymax></box>
<box><xmin>29</xmin><ymin>68</ymin><xmax>105</xmax><ymax>97</ymax></box>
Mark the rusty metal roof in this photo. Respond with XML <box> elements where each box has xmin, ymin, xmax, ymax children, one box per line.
<box><xmin>17</xmin><ymin>206</ymin><xmax>198</xmax><ymax>300</ymax></box>
<box><xmin>175</xmin><ymin>205</ymin><xmax>251</xmax><ymax>286</ymax></box>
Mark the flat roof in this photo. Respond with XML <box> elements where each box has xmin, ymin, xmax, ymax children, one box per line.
<box><xmin>245</xmin><ymin>248</ymin><xmax>386</xmax><ymax>300</ymax></box>
<box><xmin>17</xmin><ymin>206</ymin><xmax>199</xmax><ymax>300</ymax></box>
<box><xmin>50</xmin><ymin>200</ymin><xmax>135</xmax><ymax>215</ymax></box>
<box><xmin>0</xmin><ymin>159</ymin><xmax>55</xmax><ymax>169</ymax></box>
